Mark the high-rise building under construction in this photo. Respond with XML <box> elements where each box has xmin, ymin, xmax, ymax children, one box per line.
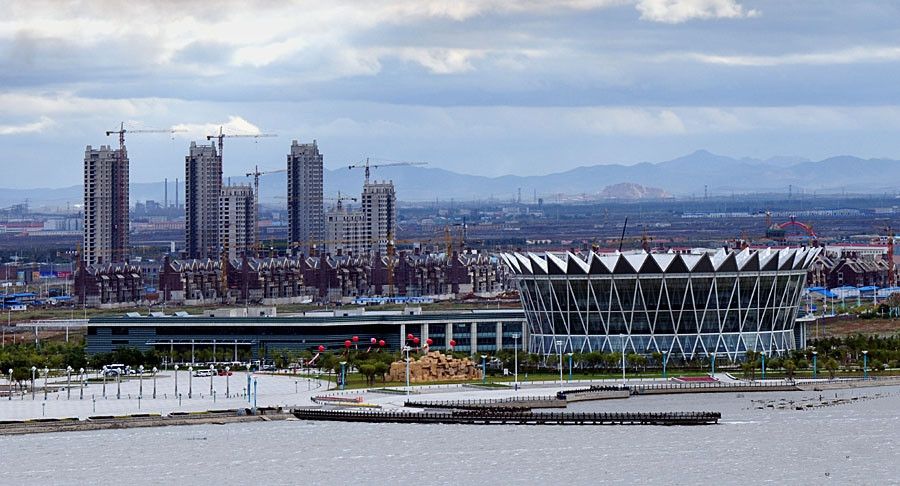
<box><xmin>287</xmin><ymin>140</ymin><xmax>324</xmax><ymax>253</ymax></box>
<box><xmin>185</xmin><ymin>141</ymin><xmax>220</xmax><ymax>259</ymax></box>
<box><xmin>220</xmin><ymin>184</ymin><xmax>255</xmax><ymax>260</ymax></box>
<box><xmin>83</xmin><ymin>145</ymin><xmax>129</xmax><ymax>265</ymax></box>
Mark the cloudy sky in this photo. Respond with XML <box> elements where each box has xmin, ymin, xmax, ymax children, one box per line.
<box><xmin>3</xmin><ymin>0</ymin><xmax>900</xmax><ymax>189</ymax></box>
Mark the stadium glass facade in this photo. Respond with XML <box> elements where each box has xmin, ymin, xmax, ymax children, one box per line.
<box><xmin>502</xmin><ymin>247</ymin><xmax>820</xmax><ymax>362</ymax></box>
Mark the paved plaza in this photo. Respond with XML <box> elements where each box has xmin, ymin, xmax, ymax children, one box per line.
<box><xmin>0</xmin><ymin>370</ymin><xmax>330</xmax><ymax>421</ymax></box>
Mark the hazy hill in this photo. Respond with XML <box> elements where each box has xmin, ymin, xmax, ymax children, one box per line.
<box><xmin>6</xmin><ymin>150</ymin><xmax>899</xmax><ymax>209</ymax></box>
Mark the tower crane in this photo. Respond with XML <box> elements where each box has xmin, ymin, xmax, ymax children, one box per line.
<box><xmin>105</xmin><ymin>122</ymin><xmax>186</xmax><ymax>261</ymax></box>
<box><xmin>105</xmin><ymin>122</ymin><xmax>187</xmax><ymax>148</ymax></box>
<box><xmin>206</xmin><ymin>126</ymin><xmax>277</xmax><ymax>164</ymax></box>
<box><xmin>245</xmin><ymin>165</ymin><xmax>287</xmax><ymax>251</ymax></box>
<box><xmin>275</xmin><ymin>192</ymin><xmax>357</xmax><ymax>210</ymax></box>
<box><xmin>335</xmin><ymin>191</ymin><xmax>357</xmax><ymax>211</ymax></box>
<box><xmin>347</xmin><ymin>158</ymin><xmax>427</xmax><ymax>184</ymax></box>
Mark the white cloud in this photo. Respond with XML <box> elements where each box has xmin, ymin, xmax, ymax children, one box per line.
<box><xmin>677</xmin><ymin>46</ymin><xmax>900</xmax><ymax>66</ymax></box>
<box><xmin>387</xmin><ymin>47</ymin><xmax>486</xmax><ymax>74</ymax></box>
<box><xmin>573</xmin><ymin>108</ymin><xmax>687</xmax><ymax>135</ymax></box>
<box><xmin>636</xmin><ymin>0</ymin><xmax>759</xmax><ymax>24</ymax></box>
<box><xmin>172</xmin><ymin>116</ymin><xmax>264</xmax><ymax>139</ymax></box>
<box><xmin>0</xmin><ymin>116</ymin><xmax>54</xmax><ymax>135</ymax></box>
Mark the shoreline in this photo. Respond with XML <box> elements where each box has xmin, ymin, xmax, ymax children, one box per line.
<box><xmin>0</xmin><ymin>409</ymin><xmax>296</xmax><ymax>436</ymax></box>
<box><xmin>2</xmin><ymin>376</ymin><xmax>897</xmax><ymax>435</ymax></box>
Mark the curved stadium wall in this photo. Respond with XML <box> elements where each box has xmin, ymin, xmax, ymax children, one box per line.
<box><xmin>501</xmin><ymin>247</ymin><xmax>820</xmax><ymax>361</ymax></box>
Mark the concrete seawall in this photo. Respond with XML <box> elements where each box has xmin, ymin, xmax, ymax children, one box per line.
<box><xmin>0</xmin><ymin>410</ymin><xmax>295</xmax><ymax>436</ymax></box>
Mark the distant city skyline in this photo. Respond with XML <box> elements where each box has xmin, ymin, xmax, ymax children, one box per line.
<box><xmin>5</xmin><ymin>1</ymin><xmax>900</xmax><ymax>189</ymax></box>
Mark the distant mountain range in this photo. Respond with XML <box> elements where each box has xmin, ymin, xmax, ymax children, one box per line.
<box><xmin>6</xmin><ymin>150</ymin><xmax>899</xmax><ymax>210</ymax></box>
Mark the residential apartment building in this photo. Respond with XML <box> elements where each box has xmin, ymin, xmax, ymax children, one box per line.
<box><xmin>287</xmin><ymin>140</ymin><xmax>323</xmax><ymax>253</ymax></box>
<box><xmin>362</xmin><ymin>181</ymin><xmax>396</xmax><ymax>255</ymax></box>
<box><xmin>185</xmin><ymin>141</ymin><xmax>220</xmax><ymax>259</ymax></box>
<box><xmin>220</xmin><ymin>184</ymin><xmax>255</xmax><ymax>260</ymax></box>
<box><xmin>83</xmin><ymin>145</ymin><xmax>129</xmax><ymax>265</ymax></box>
<box><xmin>325</xmin><ymin>202</ymin><xmax>368</xmax><ymax>256</ymax></box>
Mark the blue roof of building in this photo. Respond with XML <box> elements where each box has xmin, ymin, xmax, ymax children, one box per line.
<box><xmin>811</xmin><ymin>289</ymin><xmax>839</xmax><ymax>298</ymax></box>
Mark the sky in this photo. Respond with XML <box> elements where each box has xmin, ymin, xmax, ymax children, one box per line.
<box><xmin>3</xmin><ymin>0</ymin><xmax>900</xmax><ymax>189</ymax></box>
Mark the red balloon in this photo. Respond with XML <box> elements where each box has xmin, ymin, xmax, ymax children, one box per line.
<box><xmin>379</xmin><ymin>340</ymin><xmax>386</xmax><ymax>346</ymax></box>
<box><xmin>426</xmin><ymin>338</ymin><xmax>433</xmax><ymax>346</ymax></box>
<box><xmin>413</xmin><ymin>337</ymin><xmax>420</xmax><ymax>344</ymax></box>
<box><xmin>318</xmin><ymin>345</ymin><xmax>325</xmax><ymax>352</ymax></box>
<box><xmin>352</xmin><ymin>336</ymin><xmax>359</xmax><ymax>342</ymax></box>
<box><xmin>449</xmin><ymin>340</ymin><xmax>456</xmax><ymax>346</ymax></box>
<box><xmin>407</xmin><ymin>333</ymin><xmax>414</xmax><ymax>340</ymax></box>
<box><xmin>345</xmin><ymin>340</ymin><xmax>352</xmax><ymax>347</ymax></box>
<box><xmin>370</xmin><ymin>337</ymin><xmax>377</xmax><ymax>343</ymax></box>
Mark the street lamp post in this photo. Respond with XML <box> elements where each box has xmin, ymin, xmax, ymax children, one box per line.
<box><xmin>66</xmin><ymin>366</ymin><xmax>72</xmax><ymax>400</ymax></box>
<box><xmin>102</xmin><ymin>366</ymin><xmax>107</xmax><ymax>398</ymax></box>
<box><xmin>209</xmin><ymin>364</ymin><xmax>215</xmax><ymax>395</ymax></box>
<box><xmin>512</xmin><ymin>334</ymin><xmax>520</xmax><ymax>391</ymax></box>
<box><xmin>661</xmin><ymin>350</ymin><xmax>668</xmax><ymax>379</ymax></box>
<box><xmin>253</xmin><ymin>377</ymin><xmax>257</xmax><ymax>409</ymax></box>
<box><xmin>555</xmin><ymin>340</ymin><xmax>563</xmax><ymax>388</ymax></box>
<box><xmin>812</xmin><ymin>351</ymin><xmax>818</xmax><ymax>379</ymax></box>
<box><xmin>174</xmin><ymin>364</ymin><xmax>179</xmax><ymax>397</ymax></box>
<box><xmin>79</xmin><ymin>367</ymin><xmax>84</xmax><ymax>400</ymax></box>
<box><xmin>710</xmin><ymin>353</ymin><xmax>716</xmax><ymax>378</ymax></box>
<box><xmin>31</xmin><ymin>366</ymin><xmax>36</xmax><ymax>400</ymax></box>
<box><xmin>862</xmin><ymin>350</ymin><xmax>868</xmax><ymax>379</ymax></box>
<box><xmin>188</xmin><ymin>366</ymin><xmax>193</xmax><ymax>399</ymax></box>
<box><xmin>482</xmin><ymin>355</ymin><xmax>488</xmax><ymax>384</ymax></box>
<box><xmin>138</xmin><ymin>365</ymin><xmax>144</xmax><ymax>399</ymax></box>
<box><xmin>339</xmin><ymin>361</ymin><xmax>347</xmax><ymax>391</ymax></box>
<box><xmin>225</xmin><ymin>366</ymin><xmax>230</xmax><ymax>397</ymax></box>
<box><xmin>152</xmin><ymin>367</ymin><xmax>157</xmax><ymax>399</ymax></box>
<box><xmin>116</xmin><ymin>368</ymin><xmax>121</xmax><ymax>399</ymax></box>
<box><xmin>43</xmin><ymin>367</ymin><xmax>48</xmax><ymax>400</ymax></box>
<box><xmin>404</xmin><ymin>345</ymin><xmax>411</xmax><ymax>395</ymax></box>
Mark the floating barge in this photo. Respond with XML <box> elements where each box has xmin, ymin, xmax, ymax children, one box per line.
<box><xmin>292</xmin><ymin>409</ymin><xmax>720</xmax><ymax>426</ymax></box>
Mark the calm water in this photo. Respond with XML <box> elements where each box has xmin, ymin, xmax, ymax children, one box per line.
<box><xmin>3</xmin><ymin>386</ymin><xmax>899</xmax><ymax>485</ymax></box>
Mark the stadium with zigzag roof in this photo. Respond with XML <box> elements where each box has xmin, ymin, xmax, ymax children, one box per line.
<box><xmin>501</xmin><ymin>246</ymin><xmax>820</xmax><ymax>362</ymax></box>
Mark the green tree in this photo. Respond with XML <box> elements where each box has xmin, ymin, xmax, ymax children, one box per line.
<box><xmin>741</xmin><ymin>361</ymin><xmax>753</xmax><ymax>379</ymax></box>
<box><xmin>359</xmin><ymin>364</ymin><xmax>376</xmax><ymax>386</ymax></box>
<box><xmin>783</xmin><ymin>359</ymin><xmax>796</xmax><ymax>382</ymax></box>
<box><xmin>626</xmin><ymin>353</ymin><xmax>646</xmax><ymax>373</ymax></box>
<box><xmin>825</xmin><ymin>358</ymin><xmax>839</xmax><ymax>379</ymax></box>
<box><xmin>374</xmin><ymin>362</ymin><xmax>389</xmax><ymax>383</ymax></box>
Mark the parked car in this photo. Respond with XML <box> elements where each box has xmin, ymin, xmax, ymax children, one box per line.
<box><xmin>192</xmin><ymin>369</ymin><xmax>213</xmax><ymax>377</ymax></box>
<box><xmin>217</xmin><ymin>370</ymin><xmax>233</xmax><ymax>376</ymax></box>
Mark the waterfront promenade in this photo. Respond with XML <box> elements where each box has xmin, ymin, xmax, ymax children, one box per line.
<box><xmin>0</xmin><ymin>371</ymin><xmax>327</xmax><ymax>421</ymax></box>
<box><xmin>2</xmin><ymin>370</ymin><xmax>895</xmax><ymax>423</ymax></box>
